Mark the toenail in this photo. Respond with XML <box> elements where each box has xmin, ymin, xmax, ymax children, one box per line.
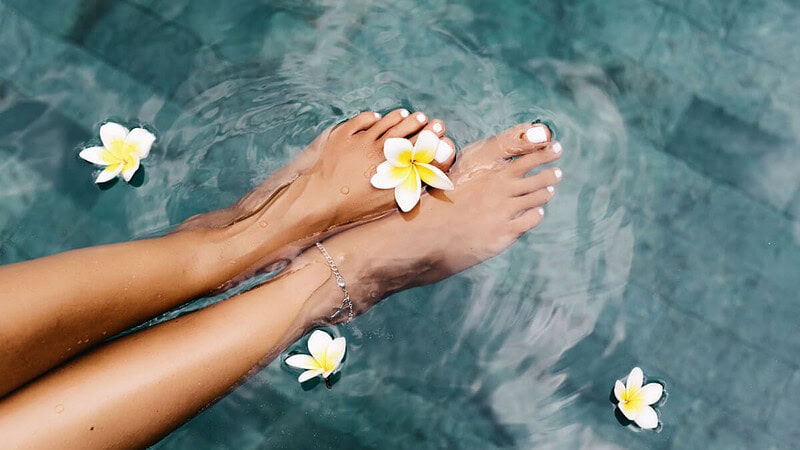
<box><xmin>400</xmin><ymin>109</ymin><xmax>409</xmax><ymax>118</ymax></box>
<box><xmin>434</xmin><ymin>139</ymin><xmax>454</xmax><ymax>163</ymax></box>
<box><xmin>547</xmin><ymin>186</ymin><xmax>555</xmax><ymax>193</ymax></box>
<box><xmin>538</xmin><ymin>207</ymin><xmax>545</xmax><ymax>216</ymax></box>
<box><xmin>416</xmin><ymin>113</ymin><xmax>427</xmax><ymax>123</ymax></box>
<box><xmin>552</xmin><ymin>142</ymin><xmax>562</xmax><ymax>154</ymax></box>
<box><xmin>373</xmin><ymin>112</ymin><xmax>381</xmax><ymax>119</ymax></box>
<box><xmin>525</xmin><ymin>126</ymin><xmax>548</xmax><ymax>144</ymax></box>
<box><xmin>554</xmin><ymin>168</ymin><xmax>563</xmax><ymax>180</ymax></box>
<box><xmin>432</xmin><ymin>122</ymin><xmax>443</xmax><ymax>133</ymax></box>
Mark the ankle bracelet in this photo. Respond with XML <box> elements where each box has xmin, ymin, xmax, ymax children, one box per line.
<box><xmin>315</xmin><ymin>242</ymin><xmax>353</xmax><ymax>323</ymax></box>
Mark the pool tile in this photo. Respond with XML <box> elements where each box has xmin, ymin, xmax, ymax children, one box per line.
<box><xmin>672</xmin><ymin>0</ymin><xmax>746</xmax><ymax>37</ymax></box>
<box><xmin>769</xmin><ymin>371</ymin><xmax>800</xmax><ymax>443</ymax></box>
<box><xmin>560</xmin><ymin>0</ymin><xmax>663</xmax><ymax>60</ymax></box>
<box><xmin>727</xmin><ymin>0</ymin><xmax>800</xmax><ymax>74</ymax></box>
<box><xmin>644</xmin><ymin>11</ymin><xmax>779</xmax><ymax>121</ymax></box>
<box><xmin>665</xmin><ymin>97</ymin><xmax>798</xmax><ymax>213</ymax></box>
<box><xmin>1</xmin><ymin>0</ymin><xmax>86</xmax><ymax>37</ymax></box>
<box><xmin>82</xmin><ymin>2</ymin><xmax>203</xmax><ymax>99</ymax></box>
<box><xmin>758</xmin><ymin>69</ymin><xmax>800</xmax><ymax>141</ymax></box>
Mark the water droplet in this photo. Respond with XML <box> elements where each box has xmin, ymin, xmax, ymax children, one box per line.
<box><xmin>366</xmin><ymin>151</ymin><xmax>375</xmax><ymax>159</ymax></box>
<box><xmin>55</xmin><ymin>404</ymin><xmax>64</xmax><ymax>413</ymax></box>
<box><xmin>258</xmin><ymin>221</ymin><xmax>268</xmax><ymax>228</ymax></box>
<box><xmin>340</xmin><ymin>186</ymin><xmax>350</xmax><ymax>195</ymax></box>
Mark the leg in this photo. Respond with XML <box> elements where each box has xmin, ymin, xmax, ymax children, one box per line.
<box><xmin>0</xmin><ymin>123</ymin><xmax>561</xmax><ymax>449</ymax></box>
<box><xmin>0</xmin><ymin>111</ymin><xmax>452</xmax><ymax>397</ymax></box>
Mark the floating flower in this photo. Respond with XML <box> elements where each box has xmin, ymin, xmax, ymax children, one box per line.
<box><xmin>79</xmin><ymin>121</ymin><xmax>155</xmax><ymax>183</ymax></box>
<box><xmin>370</xmin><ymin>130</ymin><xmax>454</xmax><ymax>212</ymax></box>
<box><xmin>614</xmin><ymin>367</ymin><xmax>664</xmax><ymax>430</ymax></box>
<box><xmin>285</xmin><ymin>329</ymin><xmax>346</xmax><ymax>389</ymax></box>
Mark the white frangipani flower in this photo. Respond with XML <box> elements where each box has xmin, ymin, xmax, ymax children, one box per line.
<box><xmin>614</xmin><ymin>367</ymin><xmax>663</xmax><ymax>430</ymax></box>
<box><xmin>285</xmin><ymin>330</ymin><xmax>346</xmax><ymax>389</ymax></box>
<box><xmin>79</xmin><ymin>122</ymin><xmax>155</xmax><ymax>183</ymax></box>
<box><xmin>370</xmin><ymin>130</ymin><xmax>454</xmax><ymax>212</ymax></box>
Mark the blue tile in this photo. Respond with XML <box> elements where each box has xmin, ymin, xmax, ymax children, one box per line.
<box><xmin>560</xmin><ymin>0</ymin><xmax>664</xmax><ymax>60</ymax></box>
<box><xmin>727</xmin><ymin>0</ymin><xmax>800</xmax><ymax>74</ymax></box>
<box><xmin>2</xmin><ymin>0</ymin><xmax>86</xmax><ymax>36</ymax></box>
<box><xmin>672</xmin><ymin>0</ymin><xmax>746</xmax><ymax>37</ymax></box>
<box><xmin>758</xmin><ymin>67</ymin><xmax>800</xmax><ymax>140</ymax></box>
<box><xmin>82</xmin><ymin>2</ymin><xmax>203</xmax><ymax>98</ymax></box>
<box><xmin>644</xmin><ymin>11</ymin><xmax>779</xmax><ymax>122</ymax></box>
<box><xmin>665</xmin><ymin>97</ymin><xmax>798</xmax><ymax>212</ymax></box>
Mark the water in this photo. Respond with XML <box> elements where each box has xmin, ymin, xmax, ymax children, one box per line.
<box><xmin>0</xmin><ymin>0</ymin><xmax>798</xmax><ymax>448</ymax></box>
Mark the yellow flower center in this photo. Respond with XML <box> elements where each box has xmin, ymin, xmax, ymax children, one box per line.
<box><xmin>101</xmin><ymin>139</ymin><xmax>139</xmax><ymax>173</ymax></box>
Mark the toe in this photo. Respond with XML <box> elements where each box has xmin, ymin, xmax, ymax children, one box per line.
<box><xmin>410</xmin><ymin>119</ymin><xmax>446</xmax><ymax>141</ymax></box>
<box><xmin>499</xmin><ymin>122</ymin><xmax>553</xmax><ymax>158</ymax></box>
<box><xmin>510</xmin><ymin>186</ymin><xmax>554</xmax><ymax>214</ymax></box>
<box><xmin>340</xmin><ymin>111</ymin><xmax>382</xmax><ymax>134</ymax></box>
<box><xmin>430</xmin><ymin>136</ymin><xmax>456</xmax><ymax>172</ymax></box>
<box><xmin>366</xmin><ymin>108</ymin><xmax>411</xmax><ymax>138</ymax></box>
<box><xmin>382</xmin><ymin>112</ymin><xmax>429</xmax><ymax>139</ymax></box>
<box><xmin>512</xmin><ymin>167</ymin><xmax>562</xmax><ymax>196</ymax></box>
<box><xmin>510</xmin><ymin>141</ymin><xmax>563</xmax><ymax>175</ymax></box>
<box><xmin>510</xmin><ymin>206</ymin><xmax>545</xmax><ymax>235</ymax></box>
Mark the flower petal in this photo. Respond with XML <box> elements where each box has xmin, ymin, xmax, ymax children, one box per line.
<box><xmin>322</xmin><ymin>337</ymin><xmax>346</xmax><ymax>377</ymax></box>
<box><xmin>416</xmin><ymin>163</ymin><xmax>454</xmax><ymax>190</ymax></box>
<box><xmin>633</xmin><ymin>405</ymin><xmax>659</xmax><ymax>430</ymax></box>
<box><xmin>298</xmin><ymin>368</ymin><xmax>323</xmax><ymax>383</ymax></box>
<box><xmin>99</xmin><ymin>122</ymin><xmax>129</xmax><ymax>150</ymax></box>
<box><xmin>384</xmin><ymin>138</ymin><xmax>414</xmax><ymax>167</ymax></box>
<box><xmin>617</xmin><ymin>400</ymin><xmax>640</xmax><ymax>422</ymax></box>
<box><xmin>614</xmin><ymin>380</ymin><xmax>626</xmax><ymax>402</ymax></box>
<box><xmin>125</xmin><ymin>128</ymin><xmax>156</xmax><ymax>159</ymax></box>
<box><xmin>95</xmin><ymin>164</ymin><xmax>122</xmax><ymax>183</ymax></box>
<box><xmin>639</xmin><ymin>383</ymin><xmax>664</xmax><ymax>405</ymax></box>
<box><xmin>412</xmin><ymin>130</ymin><xmax>439</xmax><ymax>164</ymax></box>
<box><xmin>121</xmin><ymin>155</ymin><xmax>140</xmax><ymax>182</ymax></box>
<box><xmin>627</xmin><ymin>367</ymin><xmax>644</xmax><ymax>392</ymax></box>
<box><xmin>307</xmin><ymin>330</ymin><xmax>333</xmax><ymax>365</ymax></box>
<box><xmin>370</xmin><ymin>161</ymin><xmax>412</xmax><ymax>189</ymax></box>
<box><xmin>394</xmin><ymin>168</ymin><xmax>421</xmax><ymax>212</ymax></box>
<box><xmin>79</xmin><ymin>146</ymin><xmax>110</xmax><ymax>166</ymax></box>
<box><xmin>285</xmin><ymin>354</ymin><xmax>321</xmax><ymax>370</ymax></box>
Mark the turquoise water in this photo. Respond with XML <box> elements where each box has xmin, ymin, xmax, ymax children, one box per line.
<box><xmin>1</xmin><ymin>0</ymin><xmax>798</xmax><ymax>448</ymax></box>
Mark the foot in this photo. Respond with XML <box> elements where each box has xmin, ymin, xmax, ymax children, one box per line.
<box><xmin>177</xmin><ymin>109</ymin><xmax>455</xmax><ymax>233</ymax></box>
<box><xmin>296</xmin><ymin>122</ymin><xmax>561</xmax><ymax>324</ymax></box>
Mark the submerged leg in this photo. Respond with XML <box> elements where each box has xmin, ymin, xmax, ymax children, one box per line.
<box><xmin>0</xmin><ymin>112</ymin><xmax>451</xmax><ymax>397</ymax></box>
<box><xmin>0</xmin><ymin>123</ymin><xmax>560</xmax><ymax>449</ymax></box>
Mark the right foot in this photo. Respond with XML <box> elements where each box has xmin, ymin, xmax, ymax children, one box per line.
<box><xmin>296</xmin><ymin>122</ymin><xmax>562</xmax><ymax>323</ymax></box>
<box><xmin>178</xmin><ymin>109</ymin><xmax>455</xmax><ymax>233</ymax></box>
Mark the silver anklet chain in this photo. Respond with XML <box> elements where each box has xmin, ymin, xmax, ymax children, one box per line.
<box><xmin>315</xmin><ymin>242</ymin><xmax>353</xmax><ymax>323</ymax></box>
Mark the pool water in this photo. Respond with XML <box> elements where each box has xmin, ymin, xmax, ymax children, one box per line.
<box><xmin>1</xmin><ymin>0</ymin><xmax>798</xmax><ymax>448</ymax></box>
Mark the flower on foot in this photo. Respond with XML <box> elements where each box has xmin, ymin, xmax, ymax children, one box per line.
<box><xmin>79</xmin><ymin>121</ymin><xmax>156</xmax><ymax>183</ymax></box>
<box><xmin>370</xmin><ymin>130</ymin><xmax>454</xmax><ymax>212</ymax></box>
<box><xmin>285</xmin><ymin>329</ymin><xmax>346</xmax><ymax>389</ymax></box>
<box><xmin>614</xmin><ymin>367</ymin><xmax>664</xmax><ymax>430</ymax></box>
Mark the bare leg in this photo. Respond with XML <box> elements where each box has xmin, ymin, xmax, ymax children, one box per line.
<box><xmin>0</xmin><ymin>111</ymin><xmax>453</xmax><ymax>397</ymax></box>
<box><xmin>0</xmin><ymin>123</ymin><xmax>561</xmax><ymax>449</ymax></box>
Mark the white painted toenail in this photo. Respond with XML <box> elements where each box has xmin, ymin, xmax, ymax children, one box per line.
<box><xmin>554</xmin><ymin>168</ymin><xmax>563</xmax><ymax>180</ymax></box>
<box><xmin>525</xmin><ymin>126</ymin><xmax>548</xmax><ymax>144</ymax></box>
<box><xmin>538</xmin><ymin>207</ymin><xmax>545</xmax><ymax>216</ymax></box>
<box><xmin>432</xmin><ymin>122</ymin><xmax>443</xmax><ymax>133</ymax></box>
<box><xmin>416</xmin><ymin>113</ymin><xmax>427</xmax><ymax>123</ymax></box>
<box><xmin>552</xmin><ymin>142</ymin><xmax>562</xmax><ymax>153</ymax></box>
<box><xmin>434</xmin><ymin>140</ymin><xmax>454</xmax><ymax>163</ymax></box>
<box><xmin>400</xmin><ymin>109</ymin><xmax>409</xmax><ymax>118</ymax></box>
<box><xmin>374</xmin><ymin>112</ymin><xmax>381</xmax><ymax>119</ymax></box>
<box><xmin>547</xmin><ymin>186</ymin><xmax>555</xmax><ymax>193</ymax></box>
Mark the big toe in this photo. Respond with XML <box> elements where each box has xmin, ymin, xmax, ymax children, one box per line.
<box><xmin>500</xmin><ymin>122</ymin><xmax>552</xmax><ymax>157</ymax></box>
<box><xmin>409</xmin><ymin>119</ymin><xmax>455</xmax><ymax>172</ymax></box>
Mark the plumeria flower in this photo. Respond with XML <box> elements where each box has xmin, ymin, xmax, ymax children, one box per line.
<box><xmin>370</xmin><ymin>130</ymin><xmax>454</xmax><ymax>212</ymax></box>
<box><xmin>285</xmin><ymin>329</ymin><xmax>346</xmax><ymax>389</ymax></box>
<box><xmin>79</xmin><ymin>122</ymin><xmax>156</xmax><ymax>183</ymax></box>
<box><xmin>614</xmin><ymin>367</ymin><xmax>664</xmax><ymax>430</ymax></box>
